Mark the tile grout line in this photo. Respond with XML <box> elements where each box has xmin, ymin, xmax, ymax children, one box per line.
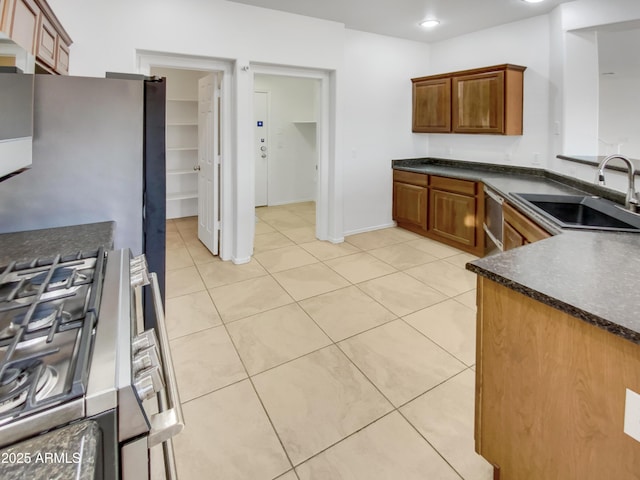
<box><xmin>166</xmin><ymin>206</ymin><xmax>479</xmax><ymax>478</ymax></box>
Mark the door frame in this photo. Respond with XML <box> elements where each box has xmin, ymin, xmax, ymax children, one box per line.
<box><xmin>137</xmin><ymin>51</ymin><xmax>234</xmax><ymax>261</ymax></box>
<box><xmin>249</xmin><ymin>64</ymin><xmax>340</xmax><ymax>245</ymax></box>
<box><xmin>253</xmin><ymin>89</ymin><xmax>270</xmax><ymax>207</ymax></box>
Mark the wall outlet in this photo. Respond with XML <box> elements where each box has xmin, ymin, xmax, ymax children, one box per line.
<box><xmin>624</xmin><ymin>388</ymin><xmax>640</xmax><ymax>443</ymax></box>
<box><xmin>532</xmin><ymin>152</ymin><xmax>541</xmax><ymax>166</ymax></box>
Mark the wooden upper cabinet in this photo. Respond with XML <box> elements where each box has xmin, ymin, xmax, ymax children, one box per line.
<box><xmin>412</xmin><ymin>76</ymin><xmax>451</xmax><ymax>133</ymax></box>
<box><xmin>0</xmin><ymin>0</ymin><xmax>71</xmax><ymax>74</ymax></box>
<box><xmin>36</xmin><ymin>11</ymin><xmax>56</xmax><ymax>68</ymax></box>
<box><xmin>6</xmin><ymin>0</ymin><xmax>40</xmax><ymax>55</ymax></box>
<box><xmin>412</xmin><ymin>64</ymin><xmax>526</xmax><ymax>135</ymax></box>
<box><xmin>453</xmin><ymin>70</ymin><xmax>505</xmax><ymax>133</ymax></box>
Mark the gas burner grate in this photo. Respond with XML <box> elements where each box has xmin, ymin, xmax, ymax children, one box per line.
<box><xmin>0</xmin><ymin>249</ymin><xmax>105</xmax><ymax>424</ymax></box>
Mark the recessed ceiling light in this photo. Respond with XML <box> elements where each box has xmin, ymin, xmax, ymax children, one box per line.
<box><xmin>522</xmin><ymin>0</ymin><xmax>545</xmax><ymax>3</ymax></box>
<box><xmin>420</xmin><ymin>19</ymin><xmax>440</xmax><ymax>28</ymax></box>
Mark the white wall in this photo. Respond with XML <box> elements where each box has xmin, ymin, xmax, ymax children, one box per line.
<box><xmin>254</xmin><ymin>75</ymin><xmax>318</xmax><ymax>206</ymax></box>
<box><xmin>550</xmin><ymin>0</ymin><xmax>640</xmax><ymax>192</ymax></box>
<box><xmin>599</xmin><ymin>74</ymin><xmax>640</xmax><ymax>158</ymax></box>
<box><xmin>47</xmin><ymin>0</ymin><xmax>432</xmax><ymax>245</ymax></box>
<box><xmin>47</xmin><ymin>0</ymin><xmax>346</xmax><ymax>260</ymax></box>
<box><xmin>424</xmin><ymin>15</ymin><xmax>552</xmax><ymax>168</ymax></box>
<box><xmin>341</xmin><ymin>29</ymin><xmax>430</xmax><ymax>235</ymax></box>
<box><xmin>48</xmin><ymin>0</ymin><xmax>346</xmax><ymax>76</ymax></box>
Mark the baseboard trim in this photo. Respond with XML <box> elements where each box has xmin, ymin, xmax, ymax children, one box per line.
<box><xmin>343</xmin><ymin>222</ymin><xmax>397</xmax><ymax>237</ymax></box>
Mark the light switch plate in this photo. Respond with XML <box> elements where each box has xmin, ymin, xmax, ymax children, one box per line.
<box><xmin>624</xmin><ymin>388</ymin><xmax>640</xmax><ymax>442</ymax></box>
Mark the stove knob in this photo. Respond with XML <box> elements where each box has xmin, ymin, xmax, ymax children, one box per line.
<box><xmin>133</xmin><ymin>347</ymin><xmax>152</xmax><ymax>372</ymax></box>
<box><xmin>130</xmin><ymin>255</ymin><xmax>150</xmax><ymax>287</ymax></box>
<box><xmin>134</xmin><ymin>374</ymin><xmax>155</xmax><ymax>401</ymax></box>
<box><xmin>134</xmin><ymin>365</ymin><xmax>165</xmax><ymax>401</ymax></box>
<box><xmin>133</xmin><ymin>345</ymin><xmax>161</xmax><ymax>376</ymax></box>
<box><xmin>132</xmin><ymin>329</ymin><xmax>158</xmax><ymax>354</ymax></box>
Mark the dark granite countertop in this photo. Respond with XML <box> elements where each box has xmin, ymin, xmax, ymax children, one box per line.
<box><xmin>0</xmin><ymin>222</ymin><xmax>115</xmax><ymax>267</ymax></box>
<box><xmin>392</xmin><ymin>157</ymin><xmax>640</xmax><ymax>345</ymax></box>
<box><xmin>558</xmin><ymin>154</ymin><xmax>640</xmax><ymax>175</ymax></box>
<box><xmin>466</xmin><ymin>232</ymin><xmax>640</xmax><ymax>344</ymax></box>
<box><xmin>0</xmin><ymin>420</ymin><xmax>99</xmax><ymax>479</ymax></box>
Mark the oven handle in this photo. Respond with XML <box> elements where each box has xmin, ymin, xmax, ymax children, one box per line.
<box><xmin>147</xmin><ymin>272</ymin><xmax>185</xmax><ymax>450</ymax></box>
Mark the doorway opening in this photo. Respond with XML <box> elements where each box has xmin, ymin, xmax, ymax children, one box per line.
<box><xmin>251</xmin><ymin>64</ymin><xmax>337</xmax><ymax>248</ymax></box>
<box><xmin>253</xmin><ymin>75</ymin><xmax>319</xmax><ymax>209</ymax></box>
<box><xmin>138</xmin><ymin>52</ymin><xmax>232</xmax><ymax>259</ymax></box>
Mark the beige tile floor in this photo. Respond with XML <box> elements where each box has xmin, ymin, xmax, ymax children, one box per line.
<box><xmin>166</xmin><ymin>202</ymin><xmax>493</xmax><ymax>480</ymax></box>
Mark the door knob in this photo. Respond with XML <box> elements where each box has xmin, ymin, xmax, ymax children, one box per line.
<box><xmin>193</xmin><ymin>165</ymin><xmax>201</xmax><ymax>171</ymax></box>
<box><xmin>260</xmin><ymin>146</ymin><xmax>267</xmax><ymax>152</ymax></box>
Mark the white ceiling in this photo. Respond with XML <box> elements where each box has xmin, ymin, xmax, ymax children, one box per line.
<box><xmin>226</xmin><ymin>0</ymin><xmax>575</xmax><ymax>43</ymax></box>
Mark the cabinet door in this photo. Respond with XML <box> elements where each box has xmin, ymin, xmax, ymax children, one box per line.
<box><xmin>0</xmin><ymin>0</ymin><xmax>8</xmax><ymax>32</ymax></box>
<box><xmin>8</xmin><ymin>0</ymin><xmax>39</xmax><ymax>54</ymax></box>
<box><xmin>36</xmin><ymin>13</ymin><xmax>56</xmax><ymax>69</ymax></box>
<box><xmin>56</xmin><ymin>40</ymin><xmax>69</xmax><ymax>74</ymax></box>
<box><xmin>503</xmin><ymin>202</ymin><xmax>550</xmax><ymax>246</ymax></box>
<box><xmin>429</xmin><ymin>189</ymin><xmax>476</xmax><ymax>246</ymax></box>
<box><xmin>412</xmin><ymin>77</ymin><xmax>451</xmax><ymax>133</ymax></box>
<box><xmin>393</xmin><ymin>181</ymin><xmax>427</xmax><ymax>230</ymax></box>
<box><xmin>503</xmin><ymin>220</ymin><xmax>525</xmax><ymax>251</ymax></box>
<box><xmin>452</xmin><ymin>70</ymin><xmax>504</xmax><ymax>134</ymax></box>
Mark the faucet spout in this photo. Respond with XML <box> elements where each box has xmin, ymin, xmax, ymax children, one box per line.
<box><xmin>595</xmin><ymin>154</ymin><xmax>640</xmax><ymax>212</ymax></box>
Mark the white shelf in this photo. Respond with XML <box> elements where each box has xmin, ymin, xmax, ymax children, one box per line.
<box><xmin>168</xmin><ymin>169</ymin><xmax>197</xmax><ymax>176</ymax></box>
<box><xmin>167</xmin><ymin>146</ymin><xmax>197</xmax><ymax>151</ymax></box>
<box><xmin>292</xmin><ymin>120</ymin><xmax>317</xmax><ymax>124</ymax></box>
<box><xmin>167</xmin><ymin>191</ymin><xmax>198</xmax><ymax>201</ymax></box>
<box><xmin>167</xmin><ymin>122</ymin><xmax>198</xmax><ymax>127</ymax></box>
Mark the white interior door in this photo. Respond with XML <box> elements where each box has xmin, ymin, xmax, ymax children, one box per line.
<box><xmin>197</xmin><ymin>73</ymin><xmax>220</xmax><ymax>255</ymax></box>
<box><xmin>254</xmin><ymin>91</ymin><xmax>268</xmax><ymax>207</ymax></box>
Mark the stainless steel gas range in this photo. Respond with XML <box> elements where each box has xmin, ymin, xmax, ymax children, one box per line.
<box><xmin>0</xmin><ymin>248</ymin><xmax>183</xmax><ymax>479</ymax></box>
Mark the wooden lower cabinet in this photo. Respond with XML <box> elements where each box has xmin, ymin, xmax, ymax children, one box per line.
<box><xmin>475</xmin><ymin>277</ymin><xmax>640</xmax><ymax>479</ymax></box>
<box><xmin>393</xmin><ymin>181</ymin><xmax>427</xmax><ymax>231</ymax></box>
<box><xmin>429</xmin><ymin>188</ymin><xmax>476</xmax><ymax>246</ymax></box>
<box><xmin>392</xmin><ymin>171</ymin><xmax>484</xmax><ymax>255</ymax></box>
<box><xmin>502</xmin><ymin>218</ymin><xmax>526</xmax><ymax>250</ymax></box>
<box><xmin>502</xmin><ymin>202</ymin><xmax>550</xmax><ymax>250</ymax></box>
<box><xmin>392</xmin><ymin>170</ymin><xmax>428</xmax><ymax>233</ymax></box>
<box><xmin>427</xmin><ymin>175</ymin><xmax>483</xmax><ymax>255</ymax></box>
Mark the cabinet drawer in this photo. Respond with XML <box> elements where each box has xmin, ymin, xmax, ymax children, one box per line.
<box><xmin>430</xmin><ymin>175</ymin><xmax>476</xmax><ymax>196</ymax></box>
<box><xmin>503</xmin><ymin>202</ymin><xmax>550</xmax><ymax>244</ymax></box>
<box><xmin>393</xmin><ymin>170</ymin><xmax>428</xmax><ymax>187</ymax></box>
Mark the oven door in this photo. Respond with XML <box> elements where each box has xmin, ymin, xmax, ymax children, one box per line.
<box><xmin>122</xmin><ymin>258</ymin><xmax>183</xmax><ymax>480</ymax></box>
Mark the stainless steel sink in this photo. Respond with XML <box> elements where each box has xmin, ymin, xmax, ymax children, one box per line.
<box><xmin>511</xmin><ymin>193</ymin><xmax>640</xmax><ymax>232</ymax></box>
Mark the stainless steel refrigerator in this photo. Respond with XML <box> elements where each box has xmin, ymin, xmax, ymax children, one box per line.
<box><xmin>0</xmin><ymin>74</ymin><xmax>166</xmax><ymax>325</ymax></box>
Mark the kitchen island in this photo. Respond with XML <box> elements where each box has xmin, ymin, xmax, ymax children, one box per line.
<box><xmin>467</xmin><ymin>232</ymin><xmax>640</xmax><ymax>479</ymax></box>
<box><xmin>392</xmin><ymin>158</ymin><xmax>640</xmax><ymax>479</ymax></box>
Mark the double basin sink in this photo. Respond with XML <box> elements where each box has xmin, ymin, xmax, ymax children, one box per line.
<box><xmin>511</xmin><ymin>193</ymin><xmax>640</xmax><ymax>232</ymax></box>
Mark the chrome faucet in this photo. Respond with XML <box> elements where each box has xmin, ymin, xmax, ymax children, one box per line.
<box><xmin>596</xmin><ymin>154</ymin><xmax>640</xmax><ymax>213</ymax></box>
